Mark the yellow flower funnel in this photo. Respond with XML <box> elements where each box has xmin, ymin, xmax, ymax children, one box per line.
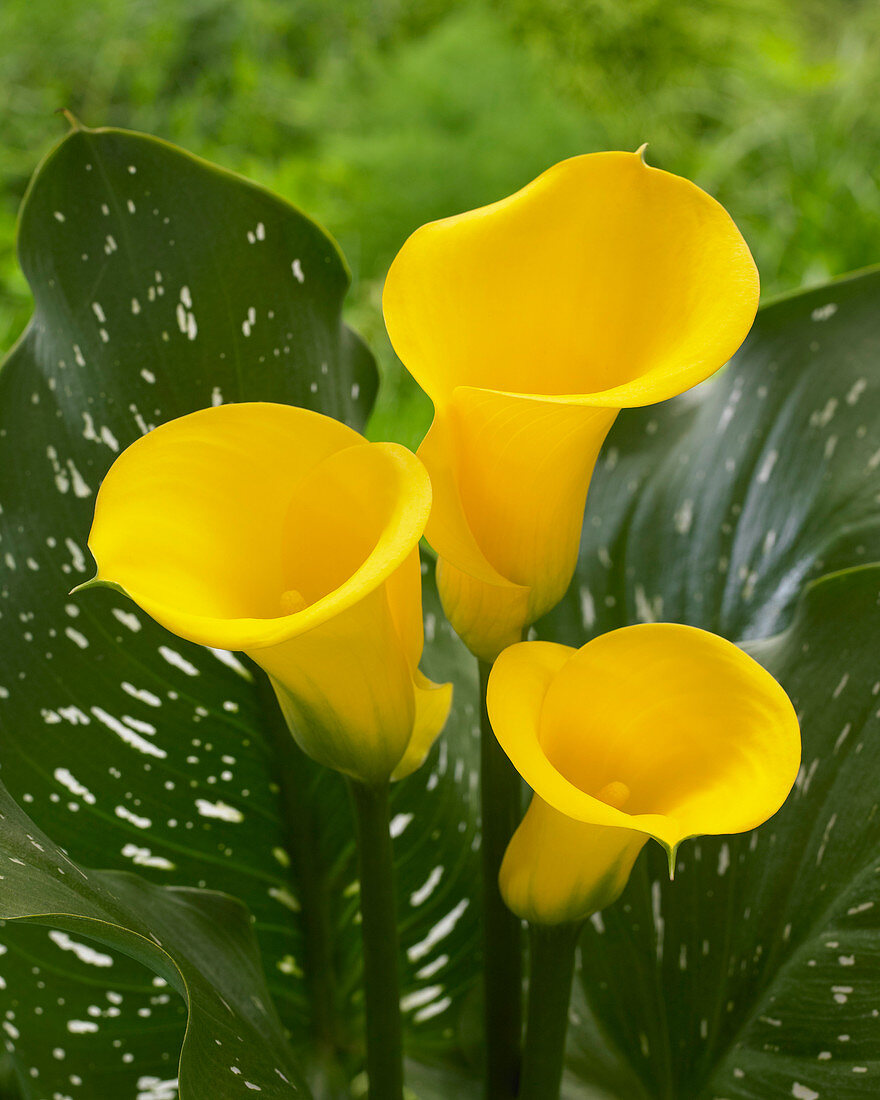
<box><xmin>81</xmin><ymin>402</ymin><xmax>452</xmax><ymax>784</ymax></box>
<box><xmin>384</xmin><ymin>152</ymin><xmax>760</xmax><ymax>660</ymax></box>
<box><xmin>487</xmin><ymin>627</ymin><xmax>800</xmax><ymax>924</ymax></box>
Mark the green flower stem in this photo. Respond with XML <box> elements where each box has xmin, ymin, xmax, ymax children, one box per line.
<box><xmin>478</xmin><ymin>657</ymin><xmax>524</xmax><ymax>1100</ymax></box>
<box><xmin>518</xmin><ymin>921</ymin><xmax>583</xmax><ymax>1100</ymax></box>
<box><xmin>258</xmin><ymin>670</ymin><xmax>339</xmax><ymax>1059</ymax></box>
<box><xmin>348</xmin><ymin>778</ymin><xmax>405</xmax><ymax>1100</ymax></box>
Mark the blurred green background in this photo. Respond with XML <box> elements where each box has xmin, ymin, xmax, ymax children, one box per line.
<box><xmin>3</xmin><ymin>0</ymin><xmax>879</xmax><ymax>443</ymax></box>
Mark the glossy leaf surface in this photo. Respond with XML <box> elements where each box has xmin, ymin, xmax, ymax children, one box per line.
<box><xmin>540</xmin><ymin>270</ymin><xmax>880</xmax><ymax>1099</ymax></box>
<box><xmin>0</xmin><ymin>124</ymin><xmax>482</xmax><ymax>1099</ymax></box>
<box><xmin>2</xmin><ymin>123</ymin><xmax>878</xmax><ymax>1099</ymax></box>
<box><xmin>0</xmin><ymin>780</ymin><xmax>305</xmax><ymax>1098</ymax></box>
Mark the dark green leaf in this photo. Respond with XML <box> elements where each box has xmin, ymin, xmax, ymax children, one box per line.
<box><xmin>0</xmin><ymin>124</ymin><xmax>483</xmax><ymax>1095</ymax></box>
<box><xmin>545</xmin><ymin>270</ymin><xmax>880</xmax><ymax>648</ymax></box>
<box><xmin>0</xmin><ymin>779</ymin><xmax>306</xmax><ymax>1097</ymax></box>
<box><xmin>7</xmin><ymin>121</ymin><xmax>876</xmax><ymax>1100</ymax></box>
<box><xmin>0</xmin><ymin>122</ymin><xmax>380</xmax><ymax>1092</ymax></box>
<box><xmin>539</xmin><ymin>270</ymin><xmax>880</xmax><ymax>1099</ymax></box>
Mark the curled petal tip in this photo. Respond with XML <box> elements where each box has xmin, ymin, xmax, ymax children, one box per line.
<box><xmin>70</xmin><ymin>574</ymin><xmax>127</xmax><ymax>598</ymax></box>
<box><xmin>635</xmin><ymin>142</ymin><xmax>649</xmax><ymax>163</ymax></box>
<box><xmin>667</xmin><ymin>843</ymin><xmax>679</xmax><ymax>882</ymax></box>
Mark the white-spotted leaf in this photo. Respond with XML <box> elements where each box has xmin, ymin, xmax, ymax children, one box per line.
<box><xmin>540</xmin><ymin>270</ymin><xmax>880</xmax><ymax>1099</ymax></box>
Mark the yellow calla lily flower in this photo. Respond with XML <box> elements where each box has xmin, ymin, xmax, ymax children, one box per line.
<box><xmin>383</xmin><ymin>152</ymin><xmax>760</xmax><ymax>660</ymax></box>
<box><xmin>488</xmin><ymin>627</ymin><xmax>800</xmax><ymax>924</ymax></box>
<box><xmin>80</xmin><ymin>402</ymin><xmax>452</xmax><ymax>784</ymax></box>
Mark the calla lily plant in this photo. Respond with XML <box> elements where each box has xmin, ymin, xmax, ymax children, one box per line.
<box><xmin>71</xmin><ymin>151</ymin><xmax>801</xmax><ymax>1100</ymax></box>
<box><xmin>80</xmin><ymin>400</ymin><xmax>452</xmax><ymax>1100</ymax></box>
<box><xmin>384</xmin><ymin>148</ymin><xmax>765</xmax><ymax>1099</ymax></box>
<box><xmin>489</xmin><ymin>627</ymin><xmax>800</xmax><ymax>1100</ymax></box>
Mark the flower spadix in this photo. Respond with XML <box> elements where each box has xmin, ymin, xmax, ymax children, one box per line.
<box><xmin>488</xmin><ymin>626</ymin><xmax>800</xmax><ymax>924</ymax></box>
<box><xmin>384</xmin><ymin>152</ymin><xmax>760</xmax><ymax>661</ymax></box>
<box><xmin>80</xmin><ymin>402</ymin><xmax>451</xmax><ymax>784</ymax></box>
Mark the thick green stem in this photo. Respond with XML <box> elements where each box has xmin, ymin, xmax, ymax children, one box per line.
<box><xmin>259</xmin><ymin>671</ymin><xmax>339</xmax><ymax>1057</ymax></box>
<box><xmin>518</xmin><ymin>922</ymin><xmax>582</xmax><ymax>1100</ymax></box>
<box><xmin>479</xmin><ymin>658</ymin><xmax>523</xmax><ymax>1100</ymax></box>
<box><xmin>348</xmin><ymin>779</ymin><xmax>404</xmax><ymax>1100</ymax></box>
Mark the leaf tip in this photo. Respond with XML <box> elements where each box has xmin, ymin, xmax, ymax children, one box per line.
<box><xmin>55</xmin><ymin>108</ymin><xmax>83</xmax><ymax>132</ymax></box>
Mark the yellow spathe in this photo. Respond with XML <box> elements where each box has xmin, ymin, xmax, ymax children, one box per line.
<box><xmin>487</xmin><ymin>627</ymin><xmax>800</xmax><ymax>924</ymax></box>
<box><xmin>82</xmin><ymin>402</ymin><xmax>452</xmax><ymax>784</ymax></box>
<box><xmin>383</xmin><ymin>151</ymin><xmax>760</xmax><ymax>660</ymax></box>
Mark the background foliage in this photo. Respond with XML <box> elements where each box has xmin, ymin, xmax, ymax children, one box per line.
<box><xmin>3</xmin><ymin>0</ymin><xmax>880</xmax><ymax>443</ymax></box>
